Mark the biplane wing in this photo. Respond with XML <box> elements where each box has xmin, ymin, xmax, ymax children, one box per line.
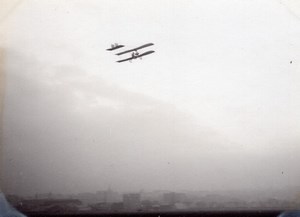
<box><xmin>137</xmin><ymin>50</ymin><xmax>155</xmax><ymax>58</ymax></box>
<box><xmin>117</xmin><ymin>50</ymin><xmax>155</xmax><ymax>63</ymax></box>
<box><xmin>115</xmin><ymin>43</ymin><xmax>154</xmax><ymax>55</ymax></box>
<box><xmin>116</xmin><ymin>56</ymin><xmax>134</xmax><ymax>63</ymax></box>
<box><xmin>106</xmin><ymin>44</ymin><xmax>125</xmax><ymax>51</ymax></box>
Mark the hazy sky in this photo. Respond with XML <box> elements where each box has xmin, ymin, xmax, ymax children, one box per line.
<box><xmin>1</xmin><ymin>0</ymin><xmax>300</xmax><ymax>196</ymax></box>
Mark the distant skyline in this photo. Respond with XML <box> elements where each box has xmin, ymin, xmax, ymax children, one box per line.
<box><xmin>8</xmin><ymin>187</ymin><xmax>300</xmax><ymax>213</ymax></box>
<box><xmin>8</xmin><ymin>186</ymin><xmax>300</xmax><ymax>203</ymax></box>
<box><xmin>1</xmin><ymin>0</ymin><xmax>300</xmax><ymax>196</ymax></box>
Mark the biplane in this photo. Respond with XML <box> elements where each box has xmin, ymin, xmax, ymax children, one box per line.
<box><xmin>116</xmin><ymin>43</ymin><xmax>155</xmax><ymax>63</ymax></box>
<box><xmin>106</xmin><ymin>43</ymin><xmax>125</xmax><ymax>51</ymax></box>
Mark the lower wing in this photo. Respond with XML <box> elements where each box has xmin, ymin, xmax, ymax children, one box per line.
<box><xmin>117</xmin><ymin>56</ymin><xmax>134</xmax><ymax>63</ymax></box>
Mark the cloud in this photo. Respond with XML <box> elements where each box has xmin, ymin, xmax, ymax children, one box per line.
<box><xmin>2</xmin><ymin>48</ymin><xmax>228</xmax><ymax>195</ymax></box>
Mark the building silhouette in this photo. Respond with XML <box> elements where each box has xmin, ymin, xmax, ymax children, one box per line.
<box><xmin>123</xmin><ymin>193</ymin><xmax>141</xmax><ymax>211</ymax></box>
<box><xmin>163</xmin><ymin>192</ymin><xmax>186</xmax><ymax>205</ymax></box>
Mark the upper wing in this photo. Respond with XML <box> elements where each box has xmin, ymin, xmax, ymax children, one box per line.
<box><xmin>115</xmin><ymin>43</ymin><xmax>154</xmax><ymax>55</ymax></box>
<box><xmin>137</xmin><ymin>50</ymin><xmax>155</xmax><ymax>58</ymax></box>
<box><xmin>106</xmin><ymin>45</ymin><xmax>125</xmax><ymax>51</ymax></box>
<box><xmin>116</xmin><ymin>56</ymin><xmax>135</xmax><ymax>63</ymax></box>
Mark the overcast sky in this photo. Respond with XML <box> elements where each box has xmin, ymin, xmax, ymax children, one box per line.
<box><xmin>1</xmin><ymin>0</ymin><xmax>300</xmax><ymax>196</ymax></box>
